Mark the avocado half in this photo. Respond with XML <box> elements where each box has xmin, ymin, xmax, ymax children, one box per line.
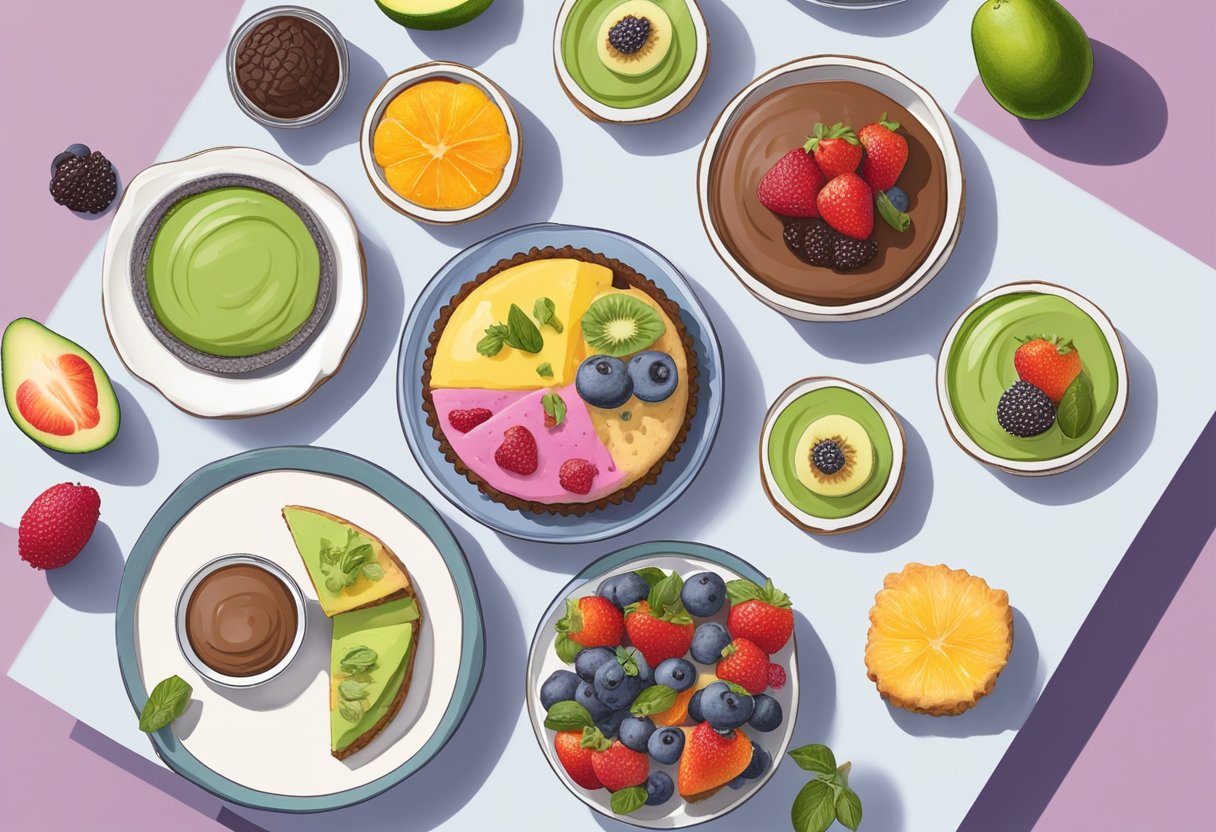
<box><xmin>374</xmin><ymin>0</ymin><xmax>495</xmax><ymax>30</ymax></box>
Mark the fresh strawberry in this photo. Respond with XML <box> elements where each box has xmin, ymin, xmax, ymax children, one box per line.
<box><xmin>858</xmin><ymin>114</ymin><xmax>909</xmax><ymax>191</ymax></box>
<box><xmin>447</xmin><ymin>408</ymin><xmax>492</xmax><ymax>434</ymax></box>
<box><xmin>756</xmin><ymin>148</ymin><xmax>825</xmax><ymax>217</ymax></box>
<box><xmin>624</xmin><ymin>571</ymin><xmax>695</xmax><ymax>666</ymax></box>
<box><xmin>494</xmin><ymin>425</ymin><xmax>538</xmax><ymax>475</ymax></box>
<box><xmin>716</xmin><ymin>638</ymin><xmax>770</xmax><ymax>695</ymax></box>
<box><xmin>557</xmin><ymin>596</ymin><xmax>624</xmax><ymax>653</ymax></box>
<box><xmin>804</xmin><ymin>122</ymin><xmax>862</xmax><ymax>179</ymax></box>
<box><xmin>558</xmin><ymin>458</ymin><xmax>598</xmax><ymax>496</ymax></box>
<box><xmin>678</xmin><ymin>722</ymin><xmax>753</xmax><ymax>800</ymax></box>
<box><xmin>18</xmin><ymin>483</ymin><xmax>100</xmax><ymax>570</ymax></box>
<box><xmin>1014</xmin><ymin>336</ymin><xmax>1083</xmax><ymax>403</ymax></box>
<box><xmin>555</xmin><ymin>730</ymin><xmax>603</xmax><ymax>790</ymax></box>
<box><xmin>726</xmin><ymin>578</ymin><xmax>794</xmax><ymax>654</ymax></box>
<box><xmin>768</xmin><ymin>663</ymin><xmax>787</xmax><ymax>691</ymax></box>
<box><xmin>817</xmin><ymin>173</ymin><xmax>874</xmax><ymax>240</ymax></box>
<box><xmin>582</xmin><ymin>730</ymin><xmax>649</xmax><ymax>791</ymax></box>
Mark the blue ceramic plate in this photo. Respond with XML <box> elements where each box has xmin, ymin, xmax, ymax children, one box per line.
<box><xmin>397</xmin><ymin>223</ymin><xmax>725</xmax><ymax>543</ymax></box>
<box><xmin>115</xmin><ymin>447</ymin><xmax>485</xmax><ymax>812</ymax></box>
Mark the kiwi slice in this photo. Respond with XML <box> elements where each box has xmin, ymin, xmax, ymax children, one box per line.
<box><xmin>580</xmin><ymin>295</ymin><xmax>665</xmax><ymax>357</ymax></box>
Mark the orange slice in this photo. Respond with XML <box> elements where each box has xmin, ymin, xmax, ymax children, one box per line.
<box><xmin>864</xmin><ymin>563</ymin><xmax>1012</xmax><ymax>716</ymax></box>
<box><xmin>373</xmin><ymin>80</ymin><xmax>511</xmax><ymax>211</ymax></box>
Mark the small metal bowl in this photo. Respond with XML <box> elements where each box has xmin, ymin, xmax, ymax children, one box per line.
<box><xmin>175</xmin><ymin>554</ymin><xmax>307</xmax><ymax>689</ymax></box>
<box><xmin>227</xmin><ymin>5</ymin><xmax>349</xmax><ymax>129</ymax></box>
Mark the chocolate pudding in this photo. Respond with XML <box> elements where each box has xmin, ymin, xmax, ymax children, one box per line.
<box><xmin>185</xmin><ymin>563</ymin><xmax>298</xmax><ymax>678</ymax></box>
<box><xmin>235</xmin><ymin>15</ymin><xmax>340</xmax><ymax>120</ymax></box>
<box><xmin>708</xmin><ymin>81</ymin><xmax>949</xmax><ymax>306</ymax></box>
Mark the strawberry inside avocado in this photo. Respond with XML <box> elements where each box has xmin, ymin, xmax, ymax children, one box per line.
<box><xmin>2</xmin><ymin>318</ymin><xmax>119</xmax><ymax>453</ymax></box>
<box><xmin>374</xmin><ymin>0</ymin><xmax>495</xmax><ymax>30</ymax></box>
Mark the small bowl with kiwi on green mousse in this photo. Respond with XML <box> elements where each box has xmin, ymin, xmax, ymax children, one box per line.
<box><xmin>761</xmin><ymin>377</ymin><xmax>905</xmax><ymax>534</ymax></box>
<box><xmin>554</xmin><ymin>0</ymin><xmax>709</xmax><ymax>123</ymax></box>
<box><xmin>937</xmin><ymin>282</ymin><xmax>1128</xmax><ymax>476</ymax></box>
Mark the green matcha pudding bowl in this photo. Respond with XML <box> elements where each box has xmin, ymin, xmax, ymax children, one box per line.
<box><xmin>554</xmin><ymin>0</ymin><xmax>709</xmax><ymax>123</ymax></box>
<box><xmin>937</xmin><ymin>282</ymin><xmax>1128</xmax><ymax>476</ymax></box>
<box><xmin>761</xmin><ymin>377</ymin><xmax>906</xmax><ymax>535</ymax></box>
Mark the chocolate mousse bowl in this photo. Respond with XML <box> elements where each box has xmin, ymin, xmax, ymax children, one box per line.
<box><xmin>698</xmin><ymin>56</ymin><xmax>965</xmax><ymax>321</ymax></box>
<box><xmin>175</xmin><ymin>554</ymin><xmax>306</xmax><ymax>688</ymax></box>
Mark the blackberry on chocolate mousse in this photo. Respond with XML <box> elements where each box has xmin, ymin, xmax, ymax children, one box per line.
<box><xmin>784</xmin><ymin>219</ymin><xmax>838</xmax><ymax>268</ymax></box>
<box><xmin>49</xmin><ymin>149</ymin><xmax>118</xmax><ymax>214</ymax></box>
<box><xmin>834</xmin><ymin>236</ymin><xmax>878</xmax><ymax>271</ymax></box>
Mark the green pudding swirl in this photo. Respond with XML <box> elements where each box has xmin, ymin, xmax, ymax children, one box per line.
<box><xmin>561</xmin><ymin>0</ymin><xmax>697</xmax><ymax>110</ymax></box>
<box><xmin>146</xmin><ymin>187</ymin><xmax>320</xmax><ymax>358</ymax></box>
<box><xmin>945</xmin><ymin>293</ymin><xmax>1119</xmax><ymax>462</ymax></box>
<box><xmin>768</xmin><ymin>388</ymin><xmax>894</xmax><ymax>521</ymax></box>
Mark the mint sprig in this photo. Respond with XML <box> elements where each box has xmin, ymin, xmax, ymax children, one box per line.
<box><xmin>534</xmin><ymin>297</ymin><xmax>564</xmax><ymax>334</ymax></box>
<box><xmin>627</xmin><ymin>571</ymin><xmax>692</xmax><ymax>625</ymax></box>
<box><xmin>630</xmin><ymin>684</ymin><xmax>678</xmax><ymax>717</ymax></box>
<box><xmin>545</xmin><ymin>701</ymin><xmax>594</xmax><ymax>732</ymax></box>
<box><xmin>477</xmin><ymin>304</ymin><xmax>545</xmax><ymax>357</ymax></box>
<box><xmin>611</xmin><ymin>785</ymin><xmax>648</xmax><ymax>816</ymax></box>
<box><xmin>542</xmin><ymin>393</ymin><xmax>567</xmax><ymax>428</ymax></box>
<box><xmin>789</xmin><ymin>744</ymin><xmax>863</xmax><ymax>832</ymax></box>
<box><xmin>876</xmin><ymin>190</ymin><xmax>911</xmax><ymax>233</ymax></box>
<box><xmin>318</xmin><ymin>530</ymin><xmax>381</xmax><ymax>594</ymax></box>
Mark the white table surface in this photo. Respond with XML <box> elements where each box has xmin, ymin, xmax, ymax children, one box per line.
<box><xmin>5</xmin><ymin>1</ymin><xmax>1214</xmax><ymax>829</ymax></box>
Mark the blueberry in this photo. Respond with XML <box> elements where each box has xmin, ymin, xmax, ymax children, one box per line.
<box><xmin>594</xmin><ymin>658</ymin><xmax>644</xmax><ymax>710</ymax></box>
<box><xmin>654</xmin><ymin>658</ymin><xmax>696</xmax><ymax>692</ymax></box>
<box><xmin>688</xmin><ymin>689</ymin><xmax>705</xmax><ymax>723</ymax></box>
<box><xmin>701</xmin><ymin>681</ymin><xmax>755</xmax><ymax>731</ymax></box>
<box><xmin>885</xmin><ymin>186</ymin><xmax>909</xmax><ymax>213</ymax></box>
<box><xmin>597</xmin><ymin>572</ymin><xmax>650</xmax><ymax>609</ymax></box>
<box><xmin>741</xmin><ymin>742</ymin><xmax>772</xmax><ymax>780</ymax></box>
<box><xmin>597</xmin><ymin>709</ymin><xmax>629</xmax><ymax>739</ymax></box>
<box><xmin>748</xmin><ymin>694</ymin><xmax>783</xmax><ymax>733</ymax></box>
<box><xmin>574</xmin><ymin>647</ymin><xmax>615</xmax><ymax>683</ymax></box>
<box><xmin>65</xmin><ymin>143</ymin><xmax>91</xmax><ymax>158</ymax></box>
<box><xmin>576</xmin><ymin>355</ymin><xmax>633</xmax><ymax>409</ymax></box>
<box><xmin>619</xmin><ymin>715</ymin><xmax>656</xmax><ymax>752</ymax></box>
<box><xmin>627</xmin><ymin>351</ymin><xmax>678</xmax><ymax>403</ymax></box>
<box><xmin>690</xmin><ymin>622</ymin><xmax>731</xmax><ymax>664</ymax></box>
<box><xmin>575</xmin><ymin>681</ymin><xmax>613</xmax><ymax>723</ymax></box>
<box><xmin>681</xmin><ymin>572</ymin><xmax>726</xmax><ymax>617</ymax></box>
<box><xmin>645</xmin><ymin>771</ymin><xmax>675</xmax><ymax>806</ymax></box>
<box><xmin>540</xmin><ymin>669</ymin><xmax>581</xmax><ymax>710</ymax></box>
<box><xmin>648</xmin><ymin>726</ymin><xmax>685</xmax><ymax>765</ymax></box>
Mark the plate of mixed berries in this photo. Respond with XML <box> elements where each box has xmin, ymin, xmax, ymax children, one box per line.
<box><xmin>526</xmin><ymin>541</ymin><xmax>799</xmax><ymax>826</ymax></box>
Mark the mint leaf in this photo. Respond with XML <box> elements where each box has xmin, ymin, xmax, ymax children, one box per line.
<box><xmin>792</xmin><ymin>779</ymin><xmax>838</xmax><ymax>832</ymax></box>
<box><xmin>630</xmin><ymin>685</ymin><xmax>678</xmax><ymax>717</ymax></box>
<box><xmin>554</xmin><ymin>632</ymin><xmax>581</xmax><ymax>663</ymax></box>
<box><xmin>1057</xmin><ymin>372</ymin><xmax>1094</xmax><ymax>439</ymax></box>
<box><xmin>647</xmin><ymin>572</ymin><xmax>685</xmax><ymax>620</ymax></box>
<box><xmin>634</xmin><ymin>567</ymin><xmax>667</xmax><ymax>588</ymax></box>
<box><xmin>536</xmin><ymin>362</ymin><xmax>553</xmax><ymax>379</ymax></box>
<box><xmin>789</xmin><ymin>744</ymin><xmax>837</xmax><ymax>776</ymax></box>
<box><xmin>338</xmin><ymin>680</ymin><xmax>369</xmax><ymax>701</ymax></box>
<box><xmin>477</xmin><ymin>323</ymin><xmax>509</xmax><ymax>357</ymax></box>
<box><xmin>138</xmin><ymin>675</ymin><xmax>192</xmax><ymax>733</ymax></box>
<box><xmin>544</xmin><ymin>701</ymin><xmax>594</xmax><ymax>731</ymax></box>
<box><xmin>361</xmin><ymin>562</ymin><xmax>384</xmax><ymax>581</ymax></box>
<box><xmin>876</xmin><ymin>190</ymin><xmax>911</xmax><ymax>233</ymax></box>
<box><xmin>533</xmin><ymin>297</ymin><xmax>563</xmax><ymax>334</ymax></box>
<box><xmin>506</xmin><ymin>304</ymin><xmax>543</xmax><ymax>353</ymax></box>
<box><xmin>610</xmin><ymin>785</ymin><xmax>648</xmax><ymax>816</ymax></box>
<box><xmin>339</xmin><ymin>701</ymin><xmax>364</xmax><ymax>723</ymax></box>
<box><xmin>325</xmin><ymin>574</ymin><xmax>346</xmax><ymax>594</ymax></box>
<box><xmin>542</xmin><ymin>393</ymin><xmax>567</xmax><ymax>428</ymax></box>
<box><xmin>616</xmin><ymin>646</ymin><xmax>640</xmax><ymax>677</ymax></box>
<box><xmin>339</xmin><ymin>647</ymin><xmax>378</xmax><ymax>674</ymax></box>
<box><xmin>835</xmin><ymin>786</ymin><xmax>862</xmax><ymax>830</ymax></box>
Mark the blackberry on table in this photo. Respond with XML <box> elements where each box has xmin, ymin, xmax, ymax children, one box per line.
<box><xmin>49</xmin><ymin>151</ymin><xmax>117</xmax><ymax>214</ymax></box>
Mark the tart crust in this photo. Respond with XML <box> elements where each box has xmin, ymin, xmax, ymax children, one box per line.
<box><xmin>420</xmin><ymin>245</ymin><xmax>699</xmax><ymax>515</ymax></box>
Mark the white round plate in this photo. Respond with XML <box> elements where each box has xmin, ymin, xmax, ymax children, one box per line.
<box><xmin>116</xmin><ymin>447</ymin><xmax>484</xmax><ymax>812</ymax></box>
<box><xmin>697</xmin><ymin>55</ymin><xmax>965</xmax><ymax>321</ymax></box>
<box><xmin>359</xmin><ymin>62</ymin><xmax>522</xmax><ymax>224</ymax></box>
<box><xmin>526</xmin><ymin>542</ymin><xmax>800</xmax><ymax>828</ymax></box>
<box><xmin>102</xmin><ymin>147</ymin><xmax>366</xmax><ymax>418</ymax></box>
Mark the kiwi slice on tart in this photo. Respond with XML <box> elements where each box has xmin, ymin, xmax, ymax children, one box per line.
<box><xmin>793</xmin><ymin>415</ymin><xmax>875</xmax><ymax>497</ymax></box>
<box><xmin>580</xmin><ymin>294</ymin><xmax>665</xmax><ymax>356</ymax></box>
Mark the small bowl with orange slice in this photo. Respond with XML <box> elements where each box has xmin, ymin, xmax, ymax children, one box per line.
<box><xmin>360</xmin><ymin>61</ymin><xmax>522</xmax><ymax>224</ymax></box>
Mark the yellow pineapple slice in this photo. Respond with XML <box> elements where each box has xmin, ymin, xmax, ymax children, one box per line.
<box><xmin>864</xmin><ymin>563</ymin><xmax>1012</xmax><ymax>716</ymax></box>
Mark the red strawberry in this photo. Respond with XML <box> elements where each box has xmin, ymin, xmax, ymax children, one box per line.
<box><xmin>583</xmin><ymin>731</ymin><xmax>649</xmax><ymax>791</ymax></box>
<box><xmin>555</xmin><ymin>730</ymin><xmax>603</xmax><ymax>790</ymax></box>
<box><xmin>1014</xmin><ymin>337</ymin><xmax>1083</xmax><ymax>403</ymax></box>
<box><xmin>18</xmin><ymin>483</ymin><xmax>100</xmax><ymax>570</ymax></box>
<box><xmin>768</xmin><ymin>663</ymin><xmax>787</xmax><ymax>691</ymax></box>
<box><xmin>817</xmin><ymin>173</ymin><xmax>874</xmax><ymax>240</ymax></box>
<box><xmin>625</xmin><ymin>600</ymin><xmax>695</xmax><ymax>667</ymax></box>
<box><xmin>678</xmin><ymin>722</ymin><xmax>753</xmax><ymax>800</ymax></box>
<box><xmin>726</xmin><ymin>578</ymin><xmax>794</xmax><ymax>654</ymax></box>
<box><xmin>858</xmin><ymin>114</ymin><xmax>909</xmax><ymax>191</ymax></box>
<box><xmin>558</xmin><ymin>596</ymin><xmax>624</xmax><ymax>649</ymax></box>
<box><xmin>447</xmin><ymin>408</ymin><xmax>492</xmax><ymax>434</ymax></box>
<box><xmin>757</xmin><ymin>148</ymin><xmax>825</xmax><ymax>217</ymax></box>
<box><xmin>494</xmin><ymin>425</ymin><xmax>538</xmax><ymax>475</ymax></box>
<box><xmin>716</xmin><ymin>638</ymin><xmax>770</xmax><ymax>695</ymax></box>
<box><xmin>558</xmin><ymin>458</ymin><xmax>598</xmax><ymax>496</ymax></box>
<box><xmin>804</xmin><ymin>122</ymin><xmax>862</xmax><ymax>179</ymax></box>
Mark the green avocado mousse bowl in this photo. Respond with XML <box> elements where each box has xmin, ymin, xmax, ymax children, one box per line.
<box><xmin>761</xmin><ymin>377</ymin><xmax>906</xmax><ymax>535</ymax></box>
<box><xmin>937</xmin><ymin>282</ymin><xmax>1128</xmax><ymax>476</ymax></box>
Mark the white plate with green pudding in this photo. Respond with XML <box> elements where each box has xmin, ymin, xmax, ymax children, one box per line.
<box><xmin>554</xmin><ymin>0</ymin><xmax>709</xmax><ymax>123</ymax></box>
<box><xmin>760</xmin><ymin>378</ymin><xmax>905</xmax><ymax>535</ymax></box>
<box><xmin>937</xmin><ymin>282</ymin><xmax>1128</xmax><ymax>476</ymax></box>
<box><xmin>102</xmin><ymin>147</ymin><xmax>365</xmax><ymax>418</ymax></box>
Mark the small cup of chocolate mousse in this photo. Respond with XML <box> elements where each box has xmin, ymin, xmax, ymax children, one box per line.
<box><xmin>227</xmin><ymin>6</ymin><xmax>349</xmax><ymax>128</ymax></box>
<box><xmin>176</xmin><ymin>554</ymin><xmax>307</xmax><ymax>688</ymax></box>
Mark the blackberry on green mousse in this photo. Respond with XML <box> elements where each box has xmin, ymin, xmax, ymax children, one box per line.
<box><xmin>996</xmin><ymin>380</ymin><xmax>1056</xmax><ymax>437</ymax></box>
<box><xmin>812</xmin><ymin>438</ymin><xmax>847</xmax><ymax>474</ymax></box>
<box><xmin>608</xmin><ymin>15</ymin><xmax>651</xmax><ymax>54</ymax></box>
